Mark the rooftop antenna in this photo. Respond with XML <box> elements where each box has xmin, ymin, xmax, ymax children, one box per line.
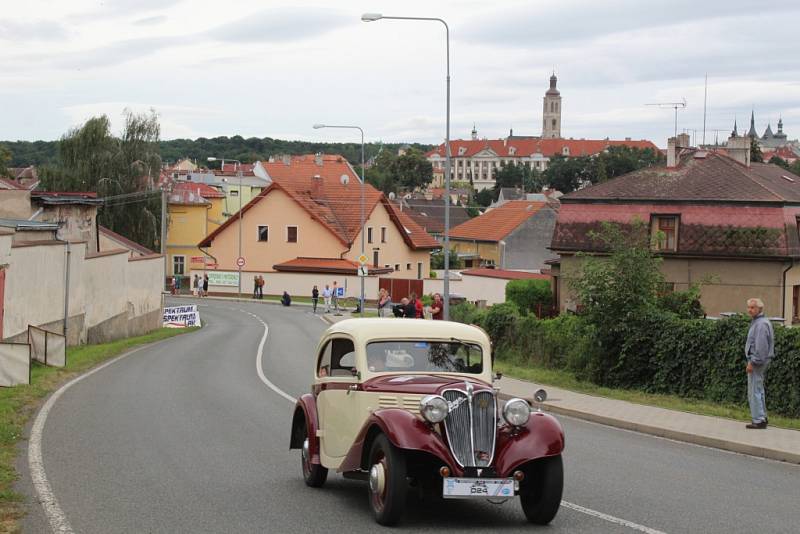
<box><xmin>646</xmin><ymin>98</ymin><xmax>687</xmax><ymax>138</ymax></box>
<box><xmin>702</xmin><ymin>74</ymin><xmax>708</xmax><ymax>146</ymax></box>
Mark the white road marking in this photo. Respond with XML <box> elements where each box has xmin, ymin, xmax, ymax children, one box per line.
<box><xmin>29</xmin><ymin>344</ymin><xmax>153</xmax><ymax>534</ymax></box>
<box><xmin>247</xmin><ymin>308</ymin><xmax>668</xmax><ymax>534</ymax></box>
<box><xmin>560</xmin><ymin>502</ymin><xmax>667</xmax><ymax>534</ymax></box>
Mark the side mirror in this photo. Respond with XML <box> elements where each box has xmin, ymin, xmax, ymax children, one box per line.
<box><xmin>533</xmin><ymin>389</ymin><xmax>547</xmax><ymax>412</ymax></box>
<box><xmin>493</xmin><ymin>372</ymin><xmax>503</xmax><ymax>382</ymax></box>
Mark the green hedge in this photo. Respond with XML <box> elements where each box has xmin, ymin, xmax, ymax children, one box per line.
<box><xmin>505</xmin><ymin>279</ymin><xmax>552</xmax><ymax>315</ymax></box>
<box><xmin>454</xmin><ymin>304</ymin><xmax>800</xmax><ymax>417</ymax></box>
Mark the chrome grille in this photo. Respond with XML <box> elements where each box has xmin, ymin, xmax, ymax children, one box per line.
<box><xmin>442</xmin><ymin>385</ymin><xmax>497</xmax><ymax>467</ymax></box>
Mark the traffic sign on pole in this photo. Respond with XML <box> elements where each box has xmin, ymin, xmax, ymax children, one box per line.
<box><xmin>236</xmin><ymin>257</ymin><xmax>246</xmax><ymax>268</ymax></box>
<box><xmin>357</xmin><ymin>254</ymin><xmax>368</xmax><ymax>265</ymax></box>
<box><xmin>358</xmin><ymin>265</ymin><xmax>368</xmax><ymax>277</ymax></box>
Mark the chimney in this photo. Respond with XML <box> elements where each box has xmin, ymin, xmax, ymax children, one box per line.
<box><xmin>311</xmin><ymin>174</ymin><xmax>322</xmax><ymax>197</ymax></box>
<box><xmin>677</xmin><ymin>132</ymin><xmax>691</xmax><ymax>148</ymax></box>
<box><xmin>314</xmin><ymin>152</ymin><xmax>323</xmax><ymax>166</ymax></box>
<box><xmin>667</xmin><ymin>137</ymin><xmax>677</xmax><ymax>168</ymax></box>
<box><xmin>726</xmin><ymin>135</ymin><xmax>751</xmax><ymax>167</ymax></box>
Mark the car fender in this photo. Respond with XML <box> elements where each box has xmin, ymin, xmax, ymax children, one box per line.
<box><xmin>493</xmin><ymin>412</ymin><xmax>565</xmax><ymax>476</ymax></box>
<box><xmin>289</xmin><ymin>394</ymin><xmax>321</xmax><ymax>464</ymax></box>
<box><xmin>337</xmin><ymin>408</ymin><xmax>458</xmax><ymax>473</ymax></box>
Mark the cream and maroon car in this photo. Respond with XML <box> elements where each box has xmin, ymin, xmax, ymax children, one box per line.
<box><xmin>289</xmin><ymin>319</ymin><xmax>565</xmax><ymax>526</ymax></box>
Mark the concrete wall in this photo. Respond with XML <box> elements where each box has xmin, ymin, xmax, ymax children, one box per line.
<box><xmin>40</xmin><ymin>204</ymin><xmax>99</xmax><ymax>253</ymax></box>
<box><xmin>423</xmin><ymin>274</ymin><xmax>518</xmax><ymax>305</ymax></box>
<box><xmin>504</xmin><ymin>207</ymin><xmax>558</xmax><ymax>271</ymax></box>
<box><xmin>0</xmin><ymin>190</ymin><xmax>33</xmax><ymax>219</ymax></box>
<box><xmin>1</xmin><ymin>235</ymin><xmax>164</xmax><ymax>345</ymax></box>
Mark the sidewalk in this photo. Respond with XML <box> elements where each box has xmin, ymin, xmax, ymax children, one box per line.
<box><xmin>175</xmin><ymin>297</ymin><xmax>800</xmax><ymax>464</ymax></box>
<box><xmin>500</xmin><ymin>375</ymin><xmax>800</xmax><ymax>464</ymax></box>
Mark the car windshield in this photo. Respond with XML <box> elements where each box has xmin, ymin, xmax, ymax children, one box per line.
<box><xmin>366</xmin><ymin>340</ymin><xmax>483</xmax><ymax>374</ymax></box>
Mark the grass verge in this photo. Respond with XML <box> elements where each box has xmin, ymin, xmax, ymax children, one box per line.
<box><xmin>495</xmin><ymin>359</ymin><xmax>800</xmax><ymax>431</ymax></box>
<box><xmin>0</xmin><ymin>327</ymin><xmax>197</xmax><ymax>531</ymax></box>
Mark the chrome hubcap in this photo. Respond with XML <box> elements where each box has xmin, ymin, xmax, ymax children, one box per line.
<box><xmin>369</xmin><ymin>462</ymin><xmax>386</xmax><ymax>494</ymax></box>
<box><xmin>302</xmin><ymin>438</ymin><xmax>310</xmax><ymax>463</ymax></box>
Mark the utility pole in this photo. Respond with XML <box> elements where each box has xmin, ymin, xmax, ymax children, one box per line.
<box><xmin>161</xmin><ymin>186</ymin><xmax>167</xmax><ymax>287</ymax></box>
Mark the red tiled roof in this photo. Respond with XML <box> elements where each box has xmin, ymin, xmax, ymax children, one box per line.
<box><xmin>461</xmin><ymin>268</ymin><xmax>550</xmax><ymax>280</ymax></box>
<box><xmin>221</xmin><ymin>162</ymin><xmax>256</xmax><ymax>173</ymax></box>
<box><xmin>273</xmin><ymin>257</ymin><xmax>393</xmax><ymax>275</ymax></box>
<box><xmin>172</xmin><ymin>181</ymin><xmax>225</xmax><ymax>198</ymax></box>
<box><xmin>199</xmin><ymin>154</ymin><xmax>438</xmax><ymax>250</ymax></box>
<box><xmin>561</xmin><ymin>151</ymin><xmax>800</xmax><ymax>203</ymax></box>
<box><xmin>31</xmin><ymin>190</ymin><xmax>98</xmax><ymax>198</ymax></box>
<box><xmin>426</xmin><ymin>138</ymin><xmax>659</xmax><ymax>159</ymax></box>
<box><xmin>0</xmin><ymin>177</ymin><xmax>23</xmax><ymax>190</ymax></box>
<box><xmin>449</xmin><ymin>200</ymin><xmax>547</xmax><ymax>242</ymax></box>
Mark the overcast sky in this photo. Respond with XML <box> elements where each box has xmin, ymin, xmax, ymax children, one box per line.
<box><xmin>2</xmin><ymin>0</ymin><xmax>799</xmax><ymax>148</ymax></box>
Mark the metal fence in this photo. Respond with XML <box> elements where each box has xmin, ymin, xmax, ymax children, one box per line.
<box><xmin>0</xmin><ymin>342</ymin><xmax>30</xmax><ymax>386</ymax></box>
<box><xmin>28</xmin><ymin>325</ymin><xmax>67</xmax><ymax>367</ymax></box>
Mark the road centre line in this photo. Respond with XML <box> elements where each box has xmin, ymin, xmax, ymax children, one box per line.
<box><xmin>248</xmin><ymin>309</ymin><xmax>668</xmax><ymax>534</ymax></box>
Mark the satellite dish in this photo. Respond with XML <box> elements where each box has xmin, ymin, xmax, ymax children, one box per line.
<box><xmin>340</xmin><ymin>174</ymin><xmax>350</xmax><ymax>185</ymax></box>
<box><xmin>388</xmin><ymin>192</ymin><xmax>396</xmax><ymax>200</ymax></box>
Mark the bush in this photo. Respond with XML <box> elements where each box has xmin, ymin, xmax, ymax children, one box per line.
<box><xmin>505</xmin><ymin>279</ymin><xmax>552</xmax><ymax>315</ymax></box>
<box><xmin>482</xmin><ymin>302</ymin><xmax>520</xmax><ymax>347</ymax></box>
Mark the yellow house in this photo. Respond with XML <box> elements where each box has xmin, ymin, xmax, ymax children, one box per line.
<box><xmin>166</xmin><ymin>182</ymin><xmax>225</xmax><ymax>277</ymax></box>
<box><xmin>198</xmin><ymin>154</ymin><xmax>438</xmax><ymax>280</ymax></box>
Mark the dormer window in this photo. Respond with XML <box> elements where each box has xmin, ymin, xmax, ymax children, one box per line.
<box><xmin>562</xmin><ymin>146</ymin><xmax>570</xmax><ymax>156</ymax></box>
<box><xmin>652</xmin><ymin>215</ymin><xmax>678</xmax><ymax>252</ymax></box>
<box><xmin>458</xmin><ymin>147</ymin><xmax>466</xmax><ymax>156</ymax></box>
<box><xmin>509</xmin><ymin>146</ymin><xmax>516</xmax><ymax>156</ymax></box>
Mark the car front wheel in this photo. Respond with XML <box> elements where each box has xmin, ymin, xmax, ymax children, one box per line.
<box><xmin>300</xmin><ymin>428</ymin><xmax>327</xmax><ymax>487</ymax></box>
<box><xmin>519</xmin><ymin>455</ymin><xmax>563</xmax><ymax>524</ymax></box>
<box><xmin>368</xmin><ymin>433</ymin><xmax>407</xmax><ymax>526</ymax></box>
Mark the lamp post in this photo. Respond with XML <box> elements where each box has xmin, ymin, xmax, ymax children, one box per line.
<box><xmin>362</xmin><ymin>12</ymin><xmax>452</xmax><ymax>319</ymax></box>
<box><xmin>313</xmin><ymin>124</ymin><xmax>366</xmax><ymax>316</ymax></box>
<box><xmin>208</xmin><ymin>157</ymin><xmax>243</xmax><ymax>299</ymax></box>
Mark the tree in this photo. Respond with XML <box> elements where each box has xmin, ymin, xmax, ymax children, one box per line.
<box><xmin>364</xmin><ymin>148</ymin><xmax>398</xmax><ymax>194</ymax></box>
<box><xmin>474</xmin><ymin>188</ymin><xmax>494</xmax><ymax>207</ymax></box>
<box><xmin>0</xmin><ymin>144</ymin><xmax>10</xmax><ymax>177</ymax></box>
<box><xmin>543</xmin><ymin>155</ymin><xmax>593</xmax><ymax>193</ymax></box>
<box><xmin>493</xmin><ymin>161</ymin><xmax>545</xmax><ymax>195</ymax></box>
<box><xmin>543</xmin><ymin>147</ymin><xmax>664</xmax><ymax>193</ymax></box>
<box><xmin>769</xmin><ymin>155</ymin><xmax>790</xmax><ymax>169</ymax></box>
<box><xmin>39</xmin><ymin>109</ymin><xmax>163</xmax><ymax>251</ymax></box>
<box><xmin>430</xmin><ymin>248</ymin><xmax>463</xmax><ymax>269</ymax></box>
<box><xmin>750</xmin><ymin>137</ymin><xmax>763</xmax><ymax>163</ymax></box>
<box><xmin>390</xmin><ymin>148</ymin><xmax>433</xmax><ymax>191</ymax></box>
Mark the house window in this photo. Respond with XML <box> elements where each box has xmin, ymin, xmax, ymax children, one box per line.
<box><xmin>406</xmin><ymin>263</ymin><xmax>411</xmax><ymax>270</ymax></box>
<box><xmin>395</xmin><ymin>264</ymin><xmax>400</xmax><ymax>271</ymax></box>
<box><xmin>653</xmin><ymin>216</ymin><xmax>678</xmax><ymax>251</ymax></box>
<box><xmin>173</xmin><ymin>255</ymin><xmax>185</xmax><ymax>275</ymax></box>
<box><xmin>417</xmin><ymin>262</ymin><xmax>423</xmax><ymax>280</ymax></box>
<box><xmin>257</xmin><ymin>225</ymin><xmax>268</xmax><ymax>242</ymax></box>
<box><xmin>381</xmin><ymin>227</ymin><xmax>387</xmax><ymax>243</ymax></box>
<box><xmin>230</xmin><ymin>190</ymin><xmax>239</xmax><ymax>196</ymax></box>
<box><xmin>551</xmin><ymin>119</ymin><xmax>557</xmax><ymax>128</ymax></box>
<box><xmin>367</xmin><ymin>227</ymin><xmax>373</xmax><ymax>244</ymax></box>
<box><xmin>287</xmin><ymin>226</ymin><xmax>298</xmax><ymax>243</ymax></box>
<box><xmin>373</xmin><ymin>250</ymin><xmax>379</xmax><ymax>266</ymax></box>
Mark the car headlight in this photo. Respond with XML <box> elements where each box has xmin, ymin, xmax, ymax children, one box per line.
<box><xmin>503</xmin><ymin>398</ymin><xmax>531</xmax><ymax>427</ymax></box>
<box><xmin>420</xmin><ymin>395</ymin><xmax>449</xmax><ymax>423</ymax></box>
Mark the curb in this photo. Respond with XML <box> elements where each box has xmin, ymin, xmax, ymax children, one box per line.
<box><xmin>500</xmin><ymin>391</ymin><xmax>800</xmax><ymax>465</ymax></box>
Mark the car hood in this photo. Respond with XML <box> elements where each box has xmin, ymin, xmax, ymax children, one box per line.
<box><xmin>362</xmin><ymin>374</ymin><xmax>492</xmax><ymax>396</ymax></box>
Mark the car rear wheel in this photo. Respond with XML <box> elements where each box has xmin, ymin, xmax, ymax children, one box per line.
<box><xmin>368</xmin><ymin>433</ymin><xmax>407</xmax><ymax>526</ymax></box>
<box><xmin>300</xmin><ymin>427</ymin><xmax>327</xmax><ymax>488</ymax></box>
<box><xmin>520</xmin><ymin>455</ymin><xmax>563</xmax><ymax>525</ymax></box>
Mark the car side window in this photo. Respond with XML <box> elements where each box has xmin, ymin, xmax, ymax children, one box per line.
<box><xmin>317</xmin><ymin>341</ymin><xmax>332</xmax><ymax>378</ymax></box>
<box><xmin>330</xmin><ymin>338</ymin><xmax>357</xmax><ymax>377</ymax></box>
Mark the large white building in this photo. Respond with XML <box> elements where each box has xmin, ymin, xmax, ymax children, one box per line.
<box><xmin>426</xmin><ymin>75</ymin><xmax>659</xmax><ymax>191</ymax></box>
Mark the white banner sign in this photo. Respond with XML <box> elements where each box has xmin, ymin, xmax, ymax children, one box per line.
<box><xmin>207</xmin><ymin>271</ymin><xmax>239</xmax><ymax>287</ymax></box>
<box><xmin>163</xmin><ymin>305</ymin><xmax>202</xmax><ymax>328</ymax></box>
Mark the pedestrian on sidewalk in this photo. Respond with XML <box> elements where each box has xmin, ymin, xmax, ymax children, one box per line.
<box><xmin>193</xmin><ymin>274</ymin><xmax>200</xmax><ymax>297</ymax></box>
<box><xmin>430</xmin><ymin>293</ymin><xmax>444</xmax><ymax>320</ymax></box>
<box><xmin>202</xmin><ymin>274</ymin><xmax>209</xmax><ymax>297</ymax></box>
<box><xmin>377</xmin><ymin>288</ymin><xmax>391</xmax><ymax>317</ymax></box>
<box><xmin>322</xmin><ymin>284</ymin><xmax>332</xmax><ymax>313</ymax></box>
<box><xmin>175</xmin><ymin>276</ymin><xmax>181</xmax><ymax>294</ymax></box>
<box><xmin>312</xmin><ymin>285</ymin><xmax>319</xmax><ymax>313</ymax></box>
<box><xmin>253</xmin><ymin>275</ymin><xmax>259</xmax><ymax>299</ymax></box>
<box><xmin>745</xmin><ymin>298</ymin><xmax>774</xmax><ymax>429</ymax></box>
<box><xmin>257</xmin><ymin>275</ymin><xmax>265</xmax><ymax>299</ymax></box>
<box><xmin>332</xmin><ymin>281</ymin><xmax>340</xmax><ymax>313</ymax></box>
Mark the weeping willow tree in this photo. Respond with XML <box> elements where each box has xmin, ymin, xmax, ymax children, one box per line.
<box><xmin>39</xmin><ymin>109</ymin><xmax>163</xmax><ymax>251</ymax></box>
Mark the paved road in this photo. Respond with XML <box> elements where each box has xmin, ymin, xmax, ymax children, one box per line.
<box><xmin>19</xmin><ymin>298</ymin><xmax>800</xmax><ymax>533</ymax></box>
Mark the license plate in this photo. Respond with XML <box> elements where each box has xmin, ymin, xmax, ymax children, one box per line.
<box><xmin>442</xmin><ymin>477</ymin><xmax>516</xmax><ymax>499</ymax></box>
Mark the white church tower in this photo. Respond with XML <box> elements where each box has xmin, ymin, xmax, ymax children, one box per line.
<box><xmin>542</xmin><ymin>73</ymin><xmax>562</xmax><ymax>139</ymax></box>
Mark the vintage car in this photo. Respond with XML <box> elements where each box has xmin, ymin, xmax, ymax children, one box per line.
<box><xmin>289</xmin><ymin>319</ymin><xmax>565</xmax><ymax>526</ymax></box>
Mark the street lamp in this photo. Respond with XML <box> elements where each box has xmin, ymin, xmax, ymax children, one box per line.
<box><xmin>362</xmin><ymin>12</ymin><xmax>452</xmax><ymax>320</ymax></box>
<box><xmin>208</xmin><ymin>156</ymin><xmax>243</xmax><ymax>300</ymax></box>
<box><xmin>313</xmin><ymin>124</ymin><xmax>366</xmax><ymax>316</ymax></box>
<box><xmin>499</xmin><ymin>240</ymin><xmax>507</xmax><ymax>269</ymax></box>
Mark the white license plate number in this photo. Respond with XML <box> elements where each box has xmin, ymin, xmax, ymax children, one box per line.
<box><xmin>442</xmin><ymin>477</ymin><xmax>515</xmax><ymax>498</ymax></box>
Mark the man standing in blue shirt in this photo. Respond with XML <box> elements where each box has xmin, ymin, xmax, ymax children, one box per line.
<box><xmin>744</xmin><ymin>298</ymin><xmax>774</xmax><ymax>429</ymax></box>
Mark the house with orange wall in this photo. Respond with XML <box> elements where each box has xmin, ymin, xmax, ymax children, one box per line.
<box><xmin>198</xmin><ymin>154</ymin><xmax>438</xmax><ymax>281</ymax></box>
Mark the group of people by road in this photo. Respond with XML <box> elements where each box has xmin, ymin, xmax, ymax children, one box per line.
<box><xmin>311</xmin><ymin>282</ymin><xmax>342</xmax><ymax>314</ymax></box>
<box><xmin>170</xmin><ymin>274</ymin><xmax>210</xmax><ymax>297</ymax></box>
<box><xmin>252</xmin><ymin>275</ymin><xmax>265</xmax><ymax>299</ymax></box>
<box><xmin>383</xmin><ymin>289</ymin><xmax>444</xmax><ymax>320</ymax></box>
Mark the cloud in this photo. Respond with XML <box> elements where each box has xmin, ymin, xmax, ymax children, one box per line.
<box><xmin>206</xmin><ymin>6</ymin><xmax>350</xmax><ymax>43</ymax></box>
<box><xmin>0</xmin><ymin>20</ymin><xmax>68</xmax><ymax>41</ymax></box>
<box><xmin>132</xmin><ymin>15</ymin><xmax>168</xmax><ymax>26</ymax></box>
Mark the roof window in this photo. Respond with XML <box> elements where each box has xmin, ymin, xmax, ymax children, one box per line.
<box><xmin>782</xmin><ymin>175</ymin><xmax>795</xmax><ymax>183</ymax></box>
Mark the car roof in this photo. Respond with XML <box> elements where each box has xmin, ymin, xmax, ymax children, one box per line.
<box><xmin>323</xmin><ymin>318</ymin><xmax>491</xmax><ymax>347</ymax></box>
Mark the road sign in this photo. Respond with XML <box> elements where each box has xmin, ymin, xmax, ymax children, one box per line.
<box><xmin>358</xmin><ymin>265</ymin><xmax>368</xmax><ymax>277</ymax></box>
<box><xmin>236</xmin><ymin>257</ymin><xmax>246</xmax><ymax>268</ymax></box>
<box><xmin>357</xmin><ymin>254</ymin><xmax>368</xmax><ymax>265</ymax></box>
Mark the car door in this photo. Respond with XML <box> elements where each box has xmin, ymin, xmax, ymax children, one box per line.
<box><xmin>316</xmin><ymin>336</ymin><xmax>365</xmax><ymax>460</ymax></box>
